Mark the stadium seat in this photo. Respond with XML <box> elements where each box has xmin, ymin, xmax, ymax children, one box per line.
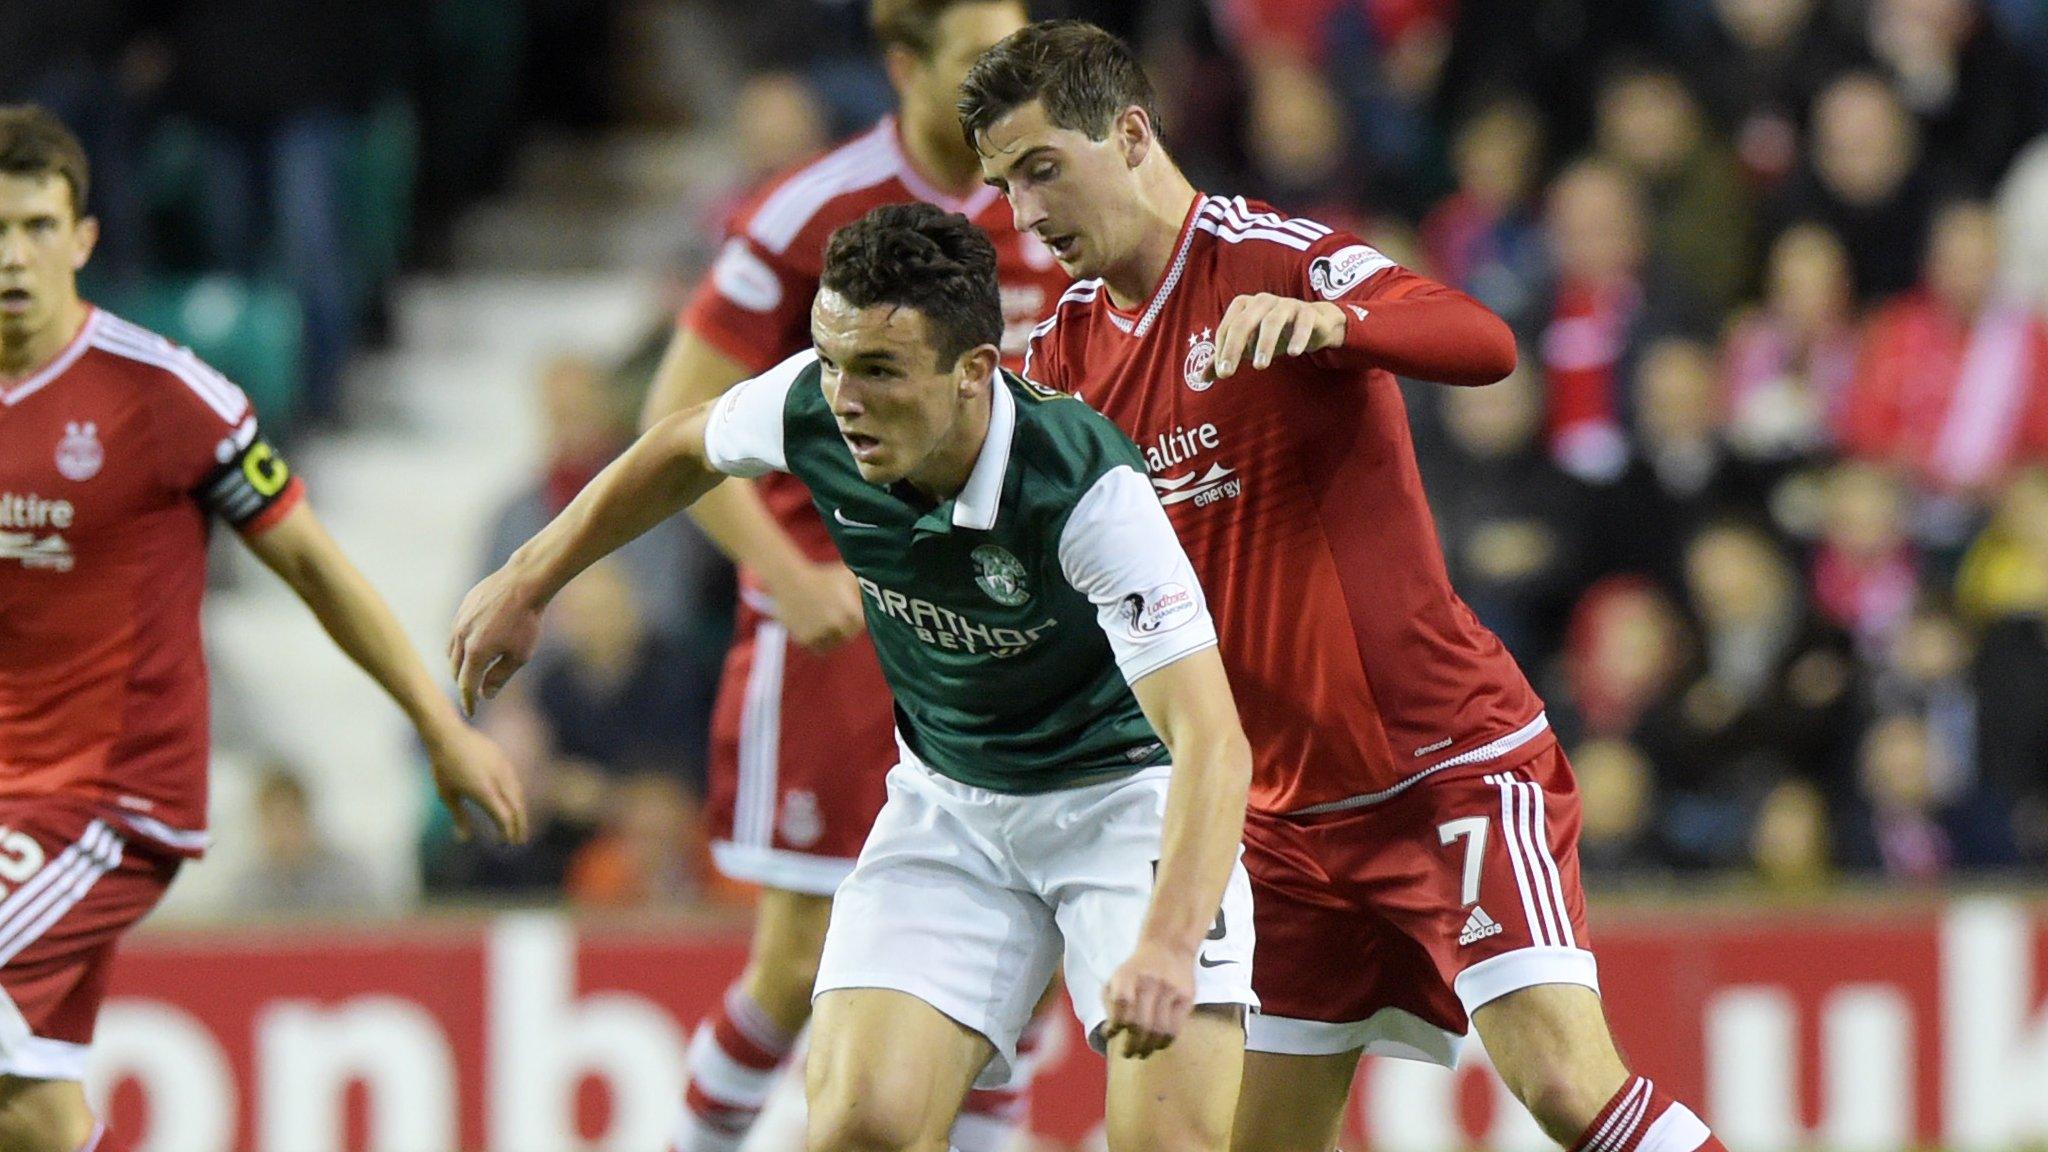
<box><xmin>96</xmin><ymin>275</ymin><xmax>307</xmax><ymax>430</ymax></box>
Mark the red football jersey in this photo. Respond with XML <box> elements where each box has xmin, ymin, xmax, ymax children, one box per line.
<box><xmin>0</xmin><ymin>308</ymin><xmax>303</xmax><ymax>854</ymax></box>
<box><xmin>1026</xmin><ymin>195</ymin><xmax>1548</xmax><ymax>815</ymax></box>
<box><xmin>679</xmin><ymin>115</ymin><xmax>1070</xmax><ymax>571</ymax></box>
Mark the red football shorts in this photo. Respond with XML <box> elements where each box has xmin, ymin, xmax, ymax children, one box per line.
<box><xmin>0</xmin><ymin>798</ymin><xmax>178</xmax><ymax>1081</ymax></box>
<box><xmin>1242</xmin><ymin>739</ymin><xmax>1595</xmax><ymax>1065</ymax></box>
<box><xmin>704</xmin><ymin>594</ymin><xmax>899</xmax><ymax>895</ymax></box>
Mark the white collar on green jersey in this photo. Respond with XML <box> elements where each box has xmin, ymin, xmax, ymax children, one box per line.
<box><xmin>950</xmin><ymin>373</ymin><xmax>1017</xmax><ymax>531</ymax></box>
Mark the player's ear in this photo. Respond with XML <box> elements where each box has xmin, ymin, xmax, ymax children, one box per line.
<box><xmin>71</xmin><ymin>215</ymin><xmax>99</xmax><ymax>271</ymax></box>
<box><xmin>1117</xmin><ymin>106</ymin><xmax>1152</xmax><ymax>169</ymax></box>
<box><xmin>882</xmin><ymin>44</ymin><xmax>922</xmax><ymax>97</ymax></box>
<box><xmin>957</xmin><ymin>344</ymin><xmax>999</xmax><ymax>396</ymax></box>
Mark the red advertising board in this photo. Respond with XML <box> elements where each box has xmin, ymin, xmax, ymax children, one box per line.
<box><xmin>94</xmin><ymin>898</ymin><xmax>2048</xmax><ymax>1151</ymax></box>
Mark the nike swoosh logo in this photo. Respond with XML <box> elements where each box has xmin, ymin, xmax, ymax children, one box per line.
<box><xmin>833</xmin><ymin>508</ymin><xmax>882</xmax><ymax>529</ymax></box>
<box><xmin>1197</xmin><ymin>954</ymin><xmax>1234</xmax><ymax>968</ymax></box>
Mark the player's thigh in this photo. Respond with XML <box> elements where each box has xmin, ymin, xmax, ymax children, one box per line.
<box><xmin>0</xmin><ymin>1076</ymin><xmax>93</xmax><ymax>1152</ymax></box>
<box><xmin>806</xmin><ymin>988</ymin><xmax>993</xmax><ymax>1152</ymax></box>
<box><xmin>816</xmin><ymin>763</ymin><xmax>1060</xmax><ymax>1088</ymax></box>
<box><xmin>1230</xmin><ymin>1049</ymin><xmax>1359</xmax><ymax>1152</ymax></box>
<box><xmin>738</xmin><ymin>885</ymin><xmax>836</xmax><ymax>1028</ymax></box>
<box><xmin>1471</xmin><ymin>983</ymin><xmax>1627</xmax><ymax>1130</ymax></box>
<box><xmin>1104</xmin><ymin>1004</ymin><xmax>1245</xmax><ymax>1152</ymax></box>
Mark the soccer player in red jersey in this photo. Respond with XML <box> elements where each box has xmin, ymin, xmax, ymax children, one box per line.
<box><xmin>962</xmin><ymin>25</ymin><xmax>1730</xmax><ymax>1152</ymax></box>
<box><xmin>0</xmin><ymin>106</ymin><xmax>527</xmax><ymax>1152</ymax></box>
<box><xmin>637</xmin><ymin>4</ymin><xmax>1071</xmax><ymax>1150</ymax></box>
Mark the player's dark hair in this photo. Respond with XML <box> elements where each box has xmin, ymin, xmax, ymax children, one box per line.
<box><xmin>957</xmin><ymin>20</ymin><xmax>1161</xmax><ymax>149</ymax></box>
<box><xmin>870</xmin><ymin>0</ymin><xmax>1017</xmax><ymax>58</ymax></box>
<box><xmin>822</xmin><ymin>202</ymin><xmax>1003</xmax><ymax>368</ymax></box>
<box><xmin>0</xmin><ymin>105</ymin><xmax>89</xmax><ymax>218</ymax></box>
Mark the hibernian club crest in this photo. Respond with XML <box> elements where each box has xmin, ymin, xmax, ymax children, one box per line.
<box><xmin>971</xmin><ymin>544</ymin><xmax>1029</xmax><ymax>606</ymax></box>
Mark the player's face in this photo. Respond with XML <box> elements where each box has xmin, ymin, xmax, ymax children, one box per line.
<box><xmin>812</xmin><ymin>288</ymin><xmax>991</xmax><ymax>491</ymax></box>
<box><xmin>0</xmin><ymin>173</ymin><xmax>95</xmax><ymax>347</ymax></box>
<box><xmin>976</xmin><ymin>100</ymin><xmax>1141</xmax><ymax>280</ymax></box>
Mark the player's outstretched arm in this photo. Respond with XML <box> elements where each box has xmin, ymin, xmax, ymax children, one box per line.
<box><xmin>1211</xmin><ymin>273</ymin><xmax>1516</xmax><ymax>387</ymax></box>
<box><xmin>1109</xmin><ymin>648</ymin><xmax>1253</xmax><ymax>1059</ymax></box>
<box><xmin>643</xmin><ymin>330</ymin><xmax>864</xmax><ymax>652</ymax></box>
<box><xmin>242</xmin><ymin>504</ymin><xmax>530</xmax><ymax>844</ymax></box>
<box><xmin>450</xmin><ymin>402</ymin><xmax>729</xmax><ymax>712</ymax></box>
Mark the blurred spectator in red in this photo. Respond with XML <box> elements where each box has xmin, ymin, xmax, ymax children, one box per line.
<box><xmin>1769</xmin><ymin>72</ymin><xmax>1937</xmax><ymax>302</ymax></box>
<box><xmin>1424</xmin><ymin>364</ymin><xmax>1588</xmax><ymax>668</ymax></box>
<box><xmin>1420</xmin><ymin>97</ymin><xmax>1547</xmax><ymax>328</ymax></box>
<box><xmin>1682</xmin><ymin>0</ymin><xmax>1861</xmax><ymax>189</ymax></box>
<box><xmin>1865</xmin><ymin>0</ymin><xmax>2041</xmax><ymax>196</ymax></box>
<box><xmin>1539</xmin><ymin>158</ymin><xmax>1658</xmax><ymax>483</ymax></box>
<box><xmin>1722</xmin><ymin>223</ymin><xmax>1862</xmax><ymax>468</ymax></box>
<box><xmin>1595</xmin><ymin>61</ymin><xmax>1756</xmax><ymax>314</ymax></box>
<box><xmin>1839</xmin><ymin>200</ymin><xmax>2048</xmax><ymax>503</ymax></box>
<box><xmin>1811</xmin><ymin>462</ymin><xmax>1922</xmax><ymax>649</ymax></box>
<box><xmin>1555</xmin><ymin>575</ymin><xmax>1693</xmax><ymax>744</ymax></box>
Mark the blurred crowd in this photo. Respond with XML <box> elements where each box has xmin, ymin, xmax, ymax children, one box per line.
<box><xmin>1202</xmin><ymin>0</ymin><xmax>2048</xmax><ymax>888</ymax></box>
<box><xmin>0</xmin><ymin>0</ymin><xmax>616</xmax><ymax>431</ymax></box>
<box><xmin>22</xmin><ymin>0</ymin><xmax>2048</xmax><ymax>908</ymax></box>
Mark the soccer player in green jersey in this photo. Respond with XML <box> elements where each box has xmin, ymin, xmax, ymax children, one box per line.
<box><xmin>451</xmin><ymin>201</ymin><xmax>1257</xmax><ymax>1152</ymax></box>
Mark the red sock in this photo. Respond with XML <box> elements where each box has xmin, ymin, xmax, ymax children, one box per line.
<box><xmin>1572</xmin><ymin>1076</ymin><xmax>1723</xmax><ymax>1152</ymax></box>
<box><xmin>671</xmin><ymin>984</ymin><xmax>798</xmax><ymax>1152</ymax></box>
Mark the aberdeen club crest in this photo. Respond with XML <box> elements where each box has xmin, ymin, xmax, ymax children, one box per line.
<box><xmin>1183</xmin><ymin>328</ymin><xmax>1217</xmax><ymax>391</ymax></box>
<box><xmin>55</xmin><ymin>422</ymin><xmax>102</xmax><ymax>481</ymax></box>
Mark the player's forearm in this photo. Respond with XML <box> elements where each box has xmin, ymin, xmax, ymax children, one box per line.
<box><xmin>1145</xmin><ymin>726</ymin><xmax>1252</xmax><ymax>955</ymax></box>
<box><xmin>1335</xmin><ymin>287</ymin><xmax>1517</xmax><ymax>386</ymax></box>
<box><xmin>269</xmin><ymin>531</ymin><xmax>465</xmax><ymax>739</ymax></box>
<box><xmin>507</xmin><ymin>413</ymin><xmax>725</xmax><ymax>603</ymax></box>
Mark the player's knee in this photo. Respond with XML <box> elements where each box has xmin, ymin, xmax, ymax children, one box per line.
<box><xmin>1110</xmin><ymin>1111</ymin><xmax>1231</xmax><ymax>1152</ymax></box>
<box><xmin>805</xmin><ymin>1084</ymin><xmax>930</xmax><ymax>1152</ymax></box>
<box><xmin>0</xmin><ymin>1088</ymin><xmax>95</xmax><ymax>1152</ymax></box>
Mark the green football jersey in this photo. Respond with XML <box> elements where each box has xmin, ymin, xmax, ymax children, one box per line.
<box><xmin>704</xmin><ymin>350</ymin><xmax>1218</xmax><ymax>793</ymax></box>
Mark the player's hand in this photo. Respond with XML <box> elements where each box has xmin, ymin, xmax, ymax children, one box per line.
<box><xmin>767</xmin><ymin>560</ymin><xmax>866</xmax><ymax>652</ymax></box>
<box><xmin>1211</xmin><ymin>294</ymin><xmax>1348</xmax><ymax>379</ymax></box>
<box><xmin>1101</xmin><ymin>937</ymin><xmax>1197</xmax><ymax>1059</ymax></box>
<box><xmin>448</xmin><ymin>567</ymin><xmax>547</xmax><ymax>715</ymax></box>
<box><xmin>422</xmin><ymin>721</ymin><xmax>531</xmax><ymax>844</ymax></box>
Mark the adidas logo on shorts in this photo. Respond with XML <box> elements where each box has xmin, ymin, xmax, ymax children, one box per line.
<box><xmin>1459</xmin><ymin>905</ymin><xmax>1504</xmax><ymax>946</ymax></box>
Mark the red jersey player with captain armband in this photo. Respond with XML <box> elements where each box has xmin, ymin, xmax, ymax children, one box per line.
<box><xmin>0</xmin><ymin>106</ymin><xmax>526</xmax><ymax>1152</ymax></box>
<box><xmin>963</xmin><ymin>24</ymin><xmax>1730</xmax><ymax>1152</ymax></box>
